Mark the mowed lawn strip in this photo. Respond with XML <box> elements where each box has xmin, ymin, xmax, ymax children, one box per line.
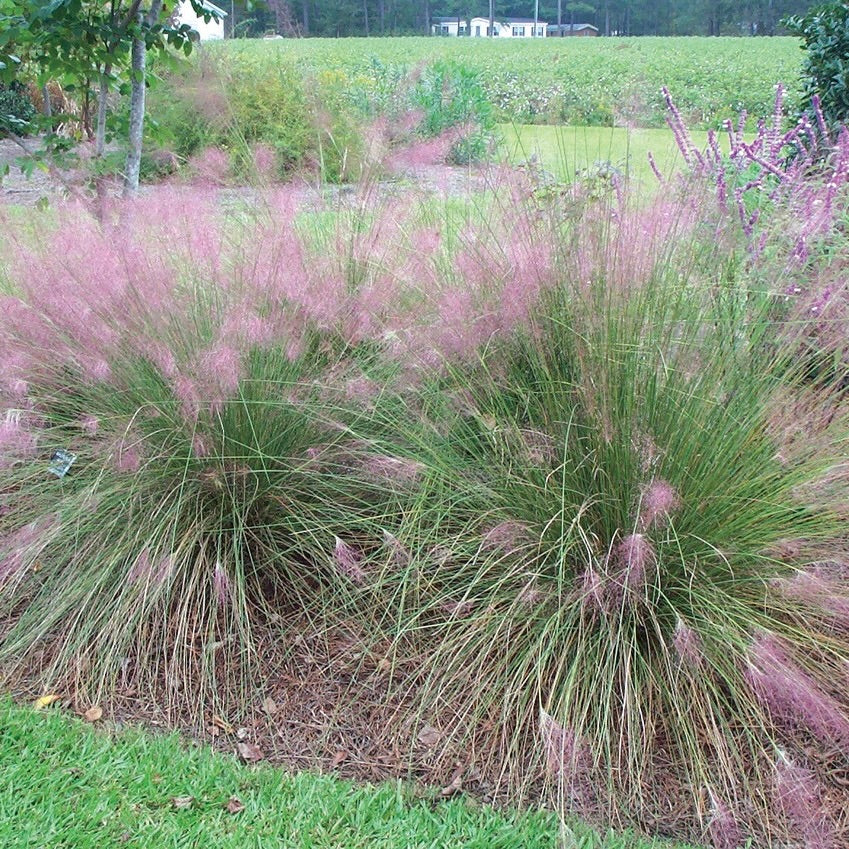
<box><xmin>500</xmin><ymin>124</ymin><xmax>710</xmax><ymax>187</ymax></box>
<box><xmin>0</xmin><ymin>698</ymin><xmax>700</xmax><ymax>849</ymax></box>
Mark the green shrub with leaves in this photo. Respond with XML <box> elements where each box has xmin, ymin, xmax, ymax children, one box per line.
<box><xmin>411</xmin><ymin>61</ymin><xmax>496</xmax><ymax>165</ymax></box>
<box><xmin>0</xmin><ymin>80</ymin><xmax>35</xmax><ymax>135</ymax></box>
<box><xmin>786</xmin><ymin>1</ymin><xmax>849</xmax><ymax>134</ymax></box>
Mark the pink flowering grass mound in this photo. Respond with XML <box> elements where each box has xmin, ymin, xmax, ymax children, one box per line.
<box><xmin>359</xmin><ymin>184</ymin><xmax>849</xmax><ymax>846</ymax></box>
<box><xmin>0</xmin><ymin>188</ymin><xmax>421</xmax><ymax>713</ymax></box>
<box><xmin>1</xmin><ymin>134</ymin><xmax>849</xmax><ymax>849</ymax></box>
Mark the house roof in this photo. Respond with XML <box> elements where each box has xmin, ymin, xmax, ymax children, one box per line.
<box><xmin>547</xmin><ymin>22</ymin><xmax>598</xmax><ymax>31</ymax></box>
<box><xmin>502</xmin><ymin>17</ymin><xmax>547</xmax><ymax>24</ymax></box>
<box><xmin>194</xmin><ymin>0</ymin><xmax>228</xmax><ymax>17</ymax></box>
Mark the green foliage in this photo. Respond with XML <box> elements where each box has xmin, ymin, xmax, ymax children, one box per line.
<box><xmin>412</xmin><ymin>61</ymin><xmax>496</xmax><ymax>164</ymax></box>
<box><xmin>786</xmin><ymin>1</ymin><xmax>849</xmax><ymax>132</ymax></box>
<box><xmin>0</xmin><ymin>79</ymin><xmax>34</xmax><ymax>134</ymax></box>
<box><xmin>200</xmin><ymin>36</ymin><xmax>803</xmax><ymax>130</ymax></box>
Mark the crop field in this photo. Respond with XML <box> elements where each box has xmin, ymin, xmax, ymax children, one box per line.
<box><xmin>203</xmin><ymin>36</ymin><xmax>802</xmax><ymax>129</ymax></box>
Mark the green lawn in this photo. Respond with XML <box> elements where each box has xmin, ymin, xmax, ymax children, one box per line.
<box><xmin>0</xmin><ymin>698</ymin><xmax>701</xmax><ymax>848</ymax></box>
<box><xmin>500</xmin><ymin>124</ymin><xmax>709</xmax><ymax>188</ymax></box>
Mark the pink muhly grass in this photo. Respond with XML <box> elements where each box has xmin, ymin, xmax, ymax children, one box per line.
<box><xmin>360</xmin><ymin>454</ymin><xmax>423</xmax><ymax>485</ymax></box>
<box><xmin>638</xmin><ymin>479</ymin><xmax>681</xmax><ymax>530</ymax></box>
<box><xmin>615</xmin><ymin>533</ymin><xmax>655</xmax><ymax>594</ymax></box>
<box><xmin>80</xmin><ymin>415</ymin><xmax>99</xmax><ymax>435</ymax></box>
<box><xmin>745</xmin><ymin>633</ymin><xmax>849</xmax><ymax>747</ymax></box>
<box><xmin>441</xmin><ymin>598</ymin><xmax>475</xmax><ymax>618</ymax></box>
<box><xmin>579</xmin><ymin>566</ymin><xmax>606</xmax><ymax>614</ymax></box>
<box><xmin>430</xmin><ymin>287</ymin><xmax>497</xmax><ymax>360</ymax></box>
<box><xmin>481</xmin><ymin>520</ymin><xmax>531</xmax><ymax>554</ymax></box>
<box><xmin>128</xmin><ymin>549</ymin><xmax>153</xmax><ymax>584</ymax></box>
<box><xmin>213</xmin><ymin>561</ymin><xmax>233</xmax><ymax>604</ymax></box>
<box><xmin>383</xmin><ymin>127</ymin><xmax>465</xmax><ymax>173</ymax></box>
<box><xmin>189</xmin><ymin>147</ymin><xmax>231</xmax><ymax>186</ymax></box>
<box><xmin>778</xmin><ymin>570</ymin><xmax>849</xmax><ymax>630</ymax></box>
<box><xmin>707</xmin><ymin>791</ymin><xmax>742</xmax><ymax>849</ymax></box>
<box><xmin>198</xmin><ymin>344</ymin><xmax>243</xmax><ymax>408</ymax></box>
<box><xmin>517</xmin><ymin>579</ymin><xmax>545</xmax><ymax>607</ymax></box>
<box><xmin>0</xmin><ymin>414</ymin><xmax>37</xmax><ymax>466</ymax></box>
<box><xmin>113</xmin><ymin>445</ymin><xmax>141</xmax><ymax>474</ymax></box>
<box><xmin>192</xmin><ymin>433</ymin><xmax>212</xmax><ymax>459</ymax></box>
<box><xmin>0</xmin><ymin>515</ymin><xmax>56</xmax><ymax>583</ymax></box>
<box><xmin>343</xmin><ymin>376</ymin><xmax>381</xmax><ymax>404</ymax></box>
<box><xmin>673</xmin><ymin>616</ymin><xmax>704</xmax><ymax>667</ymax></box>
<box><xmin>174</xmin><ymin>376</ymin><xmax>202</xmax><ymax>423</ymax></box>
<box><xmin>773</xmin><ymin>756</ymin><xmax>834</xmax><ymax>849</ymax></box>
<box><xmin>251</xmin><ymin>143</ymin><xmax>277</xmax><ymax>181</ymax></box>
<box><xmin>128</xmin><ymin>550</ymin><xmax>174</xmax><ymax>587</ymax></box>
<box><xmin>333</xmin><ymin>537</ymin><xmax>366</xmax><ymax>584</ymax></box>
<box><xmin>538</xmin><ymin>709</ymin><xmax>597</xmax><ymax>815</ymax></box>
<box><xmin>381</xmin><ymin>530</ymin><xmax>411</xmax><ymax>569</ymax></box>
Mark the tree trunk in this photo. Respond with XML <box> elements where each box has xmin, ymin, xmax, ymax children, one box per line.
<box><xmin>363</xmin><ymin>0</ymin><xmax>369</xmax><ymax>35</ymax></box>
<box><xmin>557</xmin><ymin>0</ymin><xmax>561</xmax><ymax>32</ymax></box>
<box><xmin>604</xmin><ymin>0</ymin><xmax>609</xmax><ymax>36</ymax></box>
<box><xmin>41</xmin><ymin>83</ymin><xmax>52</xmax><ymax>118</ymax></box>
<box><xmin>378</xmin><ymin>0</ymin><xmax>384</xmax><ymax>33</ymax></box>
<box><xmin>488</xmin><ymin>0</ymin><xmax>493</xmax><ymax>37</ymax></box>
<box><xmin>95</xmin><ymin>67</ymin><xmax>111</xmax><ymax>157</ymax></box>
<box><xmin>124</xmin><ymin>0</ymin><xmax>162</xmax><ymax>197</ymax></box>
<box><xmin>302</xmin><ymin>0</ymin><xmax>309</xmax><ymax>34</ymax></box>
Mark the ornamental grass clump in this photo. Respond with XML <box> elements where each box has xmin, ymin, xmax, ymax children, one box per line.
<box><xmin>363</xmin><ymin>181</ymin><xmax>849</xmax><ymax>845</ymax></box>
<box><xmin>0</xmin><ymin>188</ymin><xmax>412</xmax><ymax>712</ymax></box>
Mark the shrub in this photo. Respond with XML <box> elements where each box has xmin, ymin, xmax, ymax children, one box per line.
<box><xmin>786</xmin><ymin>1</ymin><xmax>849</xmax><ymax>135</ymax></box>
<box><xmin>0</xmin><ymin>82</ymin><xmax>36</xmax><ymax>136</ymax></box>
<box><xmin>410</xmin><ymin>61</ymin><xmax>496</xmax><ymax>165</ymax></box>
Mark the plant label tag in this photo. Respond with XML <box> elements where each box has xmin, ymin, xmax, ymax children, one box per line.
<box><xmin>49</xmin><ymin>449</ymin><xmax>77</xmax><ymax>478</ymax></box>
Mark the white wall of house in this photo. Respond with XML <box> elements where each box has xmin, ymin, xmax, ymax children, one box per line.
<box><xmin>177</xmin><ymin>0</ymin><xmax>227</xmax><ymax>41</ymax></box>
<box><xmin>432</xmin><ymin>16</ymin><xmax>547</xmax><ymax>38</ymax></box>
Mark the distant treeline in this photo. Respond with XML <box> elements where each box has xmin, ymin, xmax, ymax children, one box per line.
<box><xmin>228</xmin><ymin>1</ymin><xmax>819</xmax><ymax>38</ymax></box>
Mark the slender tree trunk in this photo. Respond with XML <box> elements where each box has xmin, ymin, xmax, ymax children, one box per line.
<box><xmin>488</xmin><ymin>0</ymin><xmax>493</xmax><ymax>37</ymax></box>
<box><xmin>95</xmin><ymin>66</ymin><xmax>111</xmax><ymax>157</ymax></box>
<box><xmin>604</xmin><ymin>0</ymin><xmax>609</xmax><ymax>36</ymax></box>
<box><xmin>124</xmin><ymin>0</ymin><xmax>162</xmax><ymax>197</ymax></box>
<box><xmin>363</xmin><ymin>0</ymin><xmax>369</xmax><ymax>35</ymax></box>
<box><xmin>41</xmin><ymin>83</ymin><xmax>52</xmax><ymax>118</ymax></box>
<box><xmin>302</xmin><ymin>0</ymin><xmax>309</xmax><ymax>34</ymax></box>
<box><xmin>557</xmin><ymin>0</ymin><xmax>561</xmax><ymax>32</ymax></box>
<box><xmin>378</xmin><ymin>0</ymin><xmax>384</xmax><ymax>33</ymax></box>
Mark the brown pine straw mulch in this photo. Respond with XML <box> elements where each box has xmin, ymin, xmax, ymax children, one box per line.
<box><xmin>5</xmin><ymin>613</ymin><xmax>849</xmax><ymax>848</ymax></box>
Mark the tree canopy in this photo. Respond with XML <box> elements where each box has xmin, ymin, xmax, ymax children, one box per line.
<box><xmin>226</xmin><ymin>0</ymin><xmax>823</xmax><ymax>38</ymax></box>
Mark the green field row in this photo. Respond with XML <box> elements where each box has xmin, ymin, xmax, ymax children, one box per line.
<box><xmin>203</xmin><ymin>36</ymin><xmax>803</xmax><ymax>128</ymax></box>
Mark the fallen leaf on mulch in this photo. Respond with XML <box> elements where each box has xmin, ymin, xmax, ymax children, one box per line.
<box><xmin>260</xmin><ymin>697</ymin><xmax>278</xmax><ymax>715</ymax></box>
<box><xmin>329</xmin><ymin>749</ymin><xmax>348</xmax><ymax>769</ymax></box>
<box><xmin>236</xmin><ymin>741</ymin><xmax>264</xmax><ymax>763</ymax></box>
<box><xmin>83</xmin><ymin>706</ymin><xmax>103</xmax><ymax>723</ymax></box>
<box><xmin>33</xmin><ymin>694</ymin><xmax>60</xmax><ymax>710</ymax></box>
<box><xmin>171</xmin><ymin>795</ymin><xmax>194</xmax><ymax>809</ymax></box>
<box><xmin>211</xmin><ymin>714</ymin><xmax>234</xmax><ymax>734</ymax></box>
<box><xmin>417</xmin><ymin>724</ymin><xmax>441</xmax><ymax>748</ymax></box>
<box><xmin>235</xmin><ymin>727</ymin><xmax>249</xmax><ymax>741</ymax></box>
<box><xmin>224</xmin><ymin>796</ymin><xmax>245</xmax><ymax>814</ymax></box>
<box><xmin>441</xmin><ymin>775</ymin><xmax>463</xmax><ymax>797</ymax></box>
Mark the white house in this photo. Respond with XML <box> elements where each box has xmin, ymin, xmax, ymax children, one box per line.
<box><xmin>176</xmin><ymin>0</ymin><xmax>228</xmax><ymax>41</ymax></box>
<box><xmin>431</xmin><ymin>16</ymin><xmax>548</xmax><ymax>38</ymax></box>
